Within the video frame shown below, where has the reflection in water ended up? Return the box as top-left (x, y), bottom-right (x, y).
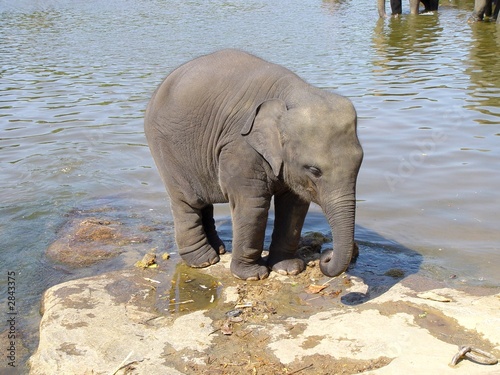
top-left (467, 24), bottom-right (500, 121)
top-left (372, 15), bottom-right (443, 73)
top-left (364, 8), bottom-right (500, 285)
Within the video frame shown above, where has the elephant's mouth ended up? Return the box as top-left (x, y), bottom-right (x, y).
top-left (283, 169), bottom-right (318, 204)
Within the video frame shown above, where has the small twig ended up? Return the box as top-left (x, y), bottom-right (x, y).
top-left (110, 351), bottom-right (133, 375)
top-left (168, 299), bottom-right (194, 306)
top-left (235, 302), bottom-right (253, 308)
top-left (144, 315), bottom-right (162, 323)
top-left (321, 277), bottom-right (336, 286)
top-left (113, 360), bottom-right (143, 374)
top-left (305, 295), bottom-right (323, 302)
top-left (222, 361), bottom-right (247, 367)
top-left (289, 363), bottom-right (314, 374)
top-left (258, 335), bottom-right (270, 344)
top-left (239, 329), bottom-right (253, 338)
top-left (111, 350), bottom-right (140, 375)
top-left (209, 328), bottom-right (221, 336)
top-left (143, 277), bottom-right (161, 284)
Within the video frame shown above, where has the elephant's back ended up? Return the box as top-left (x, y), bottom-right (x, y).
top-left (149, 49), bottom-right (296, 119)
top-left (145, 50), bottom-right (277, 198)
top-left (146, 50), bottom-right (290, 146)
top-left (143, 49), bottom-right (306, 169)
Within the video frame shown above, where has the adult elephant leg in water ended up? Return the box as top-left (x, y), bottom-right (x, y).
top-left (469, 0), bottom-right (500, 23)
top-left (378, 0), bottom-right (438, 17)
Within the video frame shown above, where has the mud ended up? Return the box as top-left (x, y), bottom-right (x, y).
top-left (178, 265), bottom-right (394, 375)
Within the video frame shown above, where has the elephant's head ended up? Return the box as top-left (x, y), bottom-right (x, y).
top-left (241, 94), bottom-right (363, 277)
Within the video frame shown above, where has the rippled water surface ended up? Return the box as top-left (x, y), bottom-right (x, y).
top-left (1, 0), bottom-right (499, 366)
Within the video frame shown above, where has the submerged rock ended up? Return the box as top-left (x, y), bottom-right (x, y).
top-left (46, 217), bottom-right (149, 267)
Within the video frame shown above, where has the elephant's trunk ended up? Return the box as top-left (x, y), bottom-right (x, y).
top-left (319, 196), bottom-right (356, 277)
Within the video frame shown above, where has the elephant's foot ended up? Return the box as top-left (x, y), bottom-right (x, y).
top-left (230, 259), bottom-right (269, 281)
top-left (180, 245), bottom-right (220, 268)
top-left (207, 235), bottom-right (226, 255)
top-left (268, 255), bottom-right (305, 276)
top-left (468, 12), bottom-right (483, 23)
top-left (217, 244), bottom-right (226, 254)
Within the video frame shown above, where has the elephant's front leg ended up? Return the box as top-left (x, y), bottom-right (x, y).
top-left (229, 192), bottom-right (271, 281)
top-left (267, 191), bottom-right (309, 276)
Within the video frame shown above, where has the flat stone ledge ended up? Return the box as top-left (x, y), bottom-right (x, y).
top-left (29, 263), bottom-right (500, 374)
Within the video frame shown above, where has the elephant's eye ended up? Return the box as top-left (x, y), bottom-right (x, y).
top-left (305, 165), bottom-right (322, 178)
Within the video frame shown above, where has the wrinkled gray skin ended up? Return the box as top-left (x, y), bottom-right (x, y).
top-left (145, 49), bottom-right (363, 281)
top-left (469, 0), bottom-right (499, 23)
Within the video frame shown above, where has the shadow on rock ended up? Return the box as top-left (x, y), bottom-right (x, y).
top-left (342, 225), bottom-right (423, 306)
top-left (214, 210), bottom-right (424, 307)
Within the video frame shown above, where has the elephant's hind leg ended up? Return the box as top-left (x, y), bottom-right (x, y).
top-left (201, 205), bottom-right (226, 255)
top-left (171, 200), bottom-right (220, 268)
top-left (267, 191), bottom-right (309, 276)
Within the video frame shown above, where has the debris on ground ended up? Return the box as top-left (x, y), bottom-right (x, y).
top-left (417, 291), bottom-right (452, 302)
top-left (135, 252), bottom-right (157, 269)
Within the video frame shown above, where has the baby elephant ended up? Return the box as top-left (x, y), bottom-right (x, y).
top-left (145, 49), bottom-right (363, 281)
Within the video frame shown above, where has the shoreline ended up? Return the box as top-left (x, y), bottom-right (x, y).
top-left (25, 251), bottom-right (500, 374)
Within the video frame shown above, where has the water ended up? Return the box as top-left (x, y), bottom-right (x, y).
top-left (1, 0), bottom-right (499, 368)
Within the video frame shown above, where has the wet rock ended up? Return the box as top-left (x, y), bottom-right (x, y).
top-left (297, 233), bottom-right (360, 266)
top-left (384, 268), bottom-right (405, 278)
top-left (297, 232), bottom-right (330, 261)
top-left (29, 270), bottom-right (211, 375)
top-left (299, 231), bottom-right (331, 249)
top-left (29, 254), bottom-right (500, 374)
top-left (46, 217), bottom-right (149, 267)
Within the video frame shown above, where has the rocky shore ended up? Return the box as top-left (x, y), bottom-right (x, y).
top-left (28, 247), bottom-right (500, 374)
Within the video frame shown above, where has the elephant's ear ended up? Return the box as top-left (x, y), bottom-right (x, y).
top-left (241, 99), bottom-right (286, 176)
